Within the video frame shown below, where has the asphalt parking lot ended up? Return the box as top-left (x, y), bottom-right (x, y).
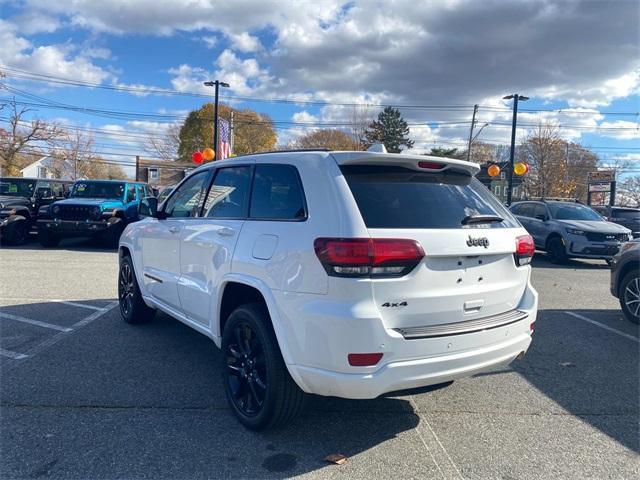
top-left (1, 239), bottom-right (638, 479)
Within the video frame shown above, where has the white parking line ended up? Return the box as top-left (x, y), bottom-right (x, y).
top-left (0, 348), bottom-right (28, 360)
top-left (0, 312), bottom-right (73, 332)
top-left (51, 300), bottom-right (108, 312)
top-left (22, 301), bottom-right (118, 358)
top-left (564, 311), bottom-right (639, 343)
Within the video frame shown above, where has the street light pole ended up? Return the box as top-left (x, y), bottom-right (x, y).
top-left (503, 93), bottom-right (528, 205)
top-left (466, 104), bottom-right (479, 162)
top-left (203, 80), bottom-right (230, 160)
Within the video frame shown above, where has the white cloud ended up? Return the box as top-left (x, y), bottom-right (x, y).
top-left (11, 12), bottom-right (61, 35)
top-left (202, 36), bottom-right (218, 49)
top-left (0, 19), bottom-right (109, 84)
top-left (228, 32), bottom-right (262, 53)
top-left (596, 121), bottom-right (640, 141)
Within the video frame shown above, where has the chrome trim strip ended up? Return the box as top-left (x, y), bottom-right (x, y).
top-left (143, 273), bottom-right (163, 283)
top-left (393, 309), bottom-right (528, 339)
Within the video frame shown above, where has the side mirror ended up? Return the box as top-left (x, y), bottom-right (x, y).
top-left (139, 197), bottom-right (160, 218)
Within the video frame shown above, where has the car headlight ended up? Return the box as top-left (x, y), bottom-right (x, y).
top-left (52, 205), bottom-right (60, 215)
top-left (566, 228), bottom-right (585, 235)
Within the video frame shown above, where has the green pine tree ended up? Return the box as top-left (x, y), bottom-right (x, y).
top-left (364, 106), bottom-right (414, 153)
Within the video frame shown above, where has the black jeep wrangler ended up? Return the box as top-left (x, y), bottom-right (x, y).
top-left (0, 177), bottom-right (72, 245)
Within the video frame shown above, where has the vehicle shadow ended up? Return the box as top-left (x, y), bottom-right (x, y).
top-left (0, 236), bottom-right (116, 252)
top-left (531, 253), bottom-right (610, 270)
top-left (510, 308), bottom-right (639, 453)
top-left (0, 301), bottom-right (423, 479)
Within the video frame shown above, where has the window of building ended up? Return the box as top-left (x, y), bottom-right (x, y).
top-left (249, 165), bottom-right (306, 220)
top-left (494, 185), bottom-right (501, 196)
top-left (500, 172), bottom-right (506, 180)
top-left (148, 168), bottom-right (159, 181)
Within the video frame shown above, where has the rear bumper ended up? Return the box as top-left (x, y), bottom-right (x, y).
top-left (38, 218), bottom-right (121, 236)
top-left (279, 282), bottom-right (538, 399)
top-left (289, 331), bottom-right (531, 399)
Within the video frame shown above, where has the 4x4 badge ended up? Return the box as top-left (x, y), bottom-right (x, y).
top-left (467, 235), bottom-right (490, 248)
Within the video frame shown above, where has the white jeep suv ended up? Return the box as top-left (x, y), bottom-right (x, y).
top-left (118, 149), bottom-right (538, 430)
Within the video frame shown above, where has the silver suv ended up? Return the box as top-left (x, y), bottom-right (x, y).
top-left (510, 200), bottom-right (632, 264)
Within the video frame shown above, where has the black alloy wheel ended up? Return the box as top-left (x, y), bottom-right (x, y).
top-left (225, 321), bottom-right (268, 417)
top-left (620, 272), bottom-right (640, 324)
top-left (118, 255), bottom-right (155, 324)
top-left (119, 260), bottom-right (135, 318)
top-left (221, 303), bottom-right (305, 430)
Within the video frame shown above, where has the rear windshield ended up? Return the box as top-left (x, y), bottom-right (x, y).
top-left (340, 165), bottom-right (519, 229)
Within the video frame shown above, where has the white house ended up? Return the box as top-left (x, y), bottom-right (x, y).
top-left (20, 156), bottom-right (75, 180)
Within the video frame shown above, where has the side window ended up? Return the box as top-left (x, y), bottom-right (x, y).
top-left (135, 185), bottom-right (145, 201)
top-left (125, 186), bottom-right (136, 203)
top-left (50, 182), bottom-right (63, 197)
top-left (204, 167), bottom-right (252, 218)
top-left (532, 204), bottom-right (547, 219)
top-left (518, 203), bottom-right (534, 218)
top-left (164, 172), bottom-right (209, 218)
top-left (249, 164), bottom-right (306, 220)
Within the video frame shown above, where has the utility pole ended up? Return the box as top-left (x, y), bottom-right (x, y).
top-left (203, 80), bottom-right (230, 159)
top-left (503, 94), bottom-right (529, 205)
top-left (135, 155), bottom-right (140, 181)
top-left (230, 110), bottom-right (235, 154)
top-left (466, 104), bottom-right (478, 162)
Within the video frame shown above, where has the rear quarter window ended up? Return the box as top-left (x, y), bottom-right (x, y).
top-left (340, 165), bottom-right (519, 229)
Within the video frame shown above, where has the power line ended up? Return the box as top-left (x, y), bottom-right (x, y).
top-left (3, 66), bottom-right (638, 116)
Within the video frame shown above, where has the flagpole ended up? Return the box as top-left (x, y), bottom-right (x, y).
top-left (202, 80), bottom-right (230, 160)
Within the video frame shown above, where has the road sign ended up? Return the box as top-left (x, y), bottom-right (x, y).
top-left (588, 182), bottom-right (611, 193)
top-left (587, 170), bottom-right (615, 183)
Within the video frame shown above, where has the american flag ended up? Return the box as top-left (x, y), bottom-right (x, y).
top-left (217, 118), bottom-right (232, 160)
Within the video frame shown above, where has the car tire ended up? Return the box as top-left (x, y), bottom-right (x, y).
top-left (102, 220), bottom-right (124, 249)
top-left (38, 229), bottom-right (60, 247)
top-left (547, 237), bottom-right (568, 264)
top-left (118, 254), bottom-right (156, 324)
top-left (2, 219), bottom-right (29, 245)
top-left (221, 303), bottom-right (305, 430)
top-left (619, 271), bottom-right (640, 324)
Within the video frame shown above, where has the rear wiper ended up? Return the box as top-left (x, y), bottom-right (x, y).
top-left (461, 214), bottom-right (504, 225)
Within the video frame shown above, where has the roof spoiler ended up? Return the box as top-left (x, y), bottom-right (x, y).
top-left (330, 151), bottom-right (480, 176)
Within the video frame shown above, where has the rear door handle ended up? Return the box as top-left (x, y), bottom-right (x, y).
top-left (169, 226), bottom-right (180, 234)
top-left (217, 227), bottom-right (236, 237)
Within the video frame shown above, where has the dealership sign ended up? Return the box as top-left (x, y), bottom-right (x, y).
top-left (588, 181), bottom-right (611, 193)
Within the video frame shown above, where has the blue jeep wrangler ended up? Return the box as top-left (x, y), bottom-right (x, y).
top-left (37, 180), bottom-right (153, 248)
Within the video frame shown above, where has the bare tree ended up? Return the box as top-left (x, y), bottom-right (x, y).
top-left (617, 176), bottom-right (640, 206)
top-left (349, 104), bottom-right (373, 151)
top-left (0, 99), bottom-right (62, 176)
top-left (144, 124), bottom-right (181, 161)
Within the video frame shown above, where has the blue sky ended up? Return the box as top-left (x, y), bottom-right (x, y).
top-left (0, 0), bottom-right (638, 178)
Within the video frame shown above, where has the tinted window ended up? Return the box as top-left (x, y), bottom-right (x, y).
top-left (204, 167), bottom-right (251, 218)
top-left (250, 165), bottom-right (306, 220)
top-left (612, 209), bottom-right (640, 220)
top-left (515, 203), bottom-right (534, 217)
top-left (164, 171), bottom-right (209, 218)
top-left (548, 203), bottom-right (602, 221)
top-left (340, 165), bottom-right (519, 229)
top-left (0, 178), bottom-right (36, 197)
top-left (531, 204), bottom-right (548, 219)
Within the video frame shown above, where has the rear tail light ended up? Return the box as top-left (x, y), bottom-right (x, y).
top-left (418, 161), bottom-right (445, 170)
top-left (348, 353), bottom-right (383, 366)
top-left (314, 238), bottom-right (424, 278)
top-left (515, 234), bottom-right (535, 266)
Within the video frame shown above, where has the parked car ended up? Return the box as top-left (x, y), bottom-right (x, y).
top-left (510, 200), bottom-right (632, 264)
top-left (38, 180), bottom-right (153, 248)
top-left (118, 148), bottom-right (538, 430)
top-left (0, 177), bottom-right (72, 245)
top-left (610, 239), bottom-right (640, 324)
top-left (591, 205), bottom-right (640, 238)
